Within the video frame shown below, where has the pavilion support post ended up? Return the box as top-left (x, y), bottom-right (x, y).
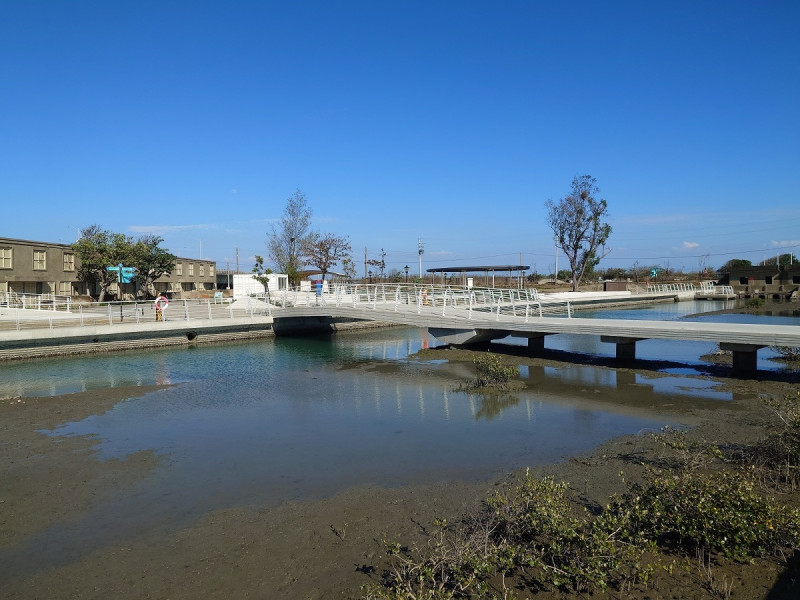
top-left (719, 343), bottom-right (764, 374)
top-left (601, 336), bottom-right (646, 361)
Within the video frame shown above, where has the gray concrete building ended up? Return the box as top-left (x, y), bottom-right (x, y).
top-left (0, 236), bottom-right (216, 299)
top-left (718, 264), bottom-right (800, 297)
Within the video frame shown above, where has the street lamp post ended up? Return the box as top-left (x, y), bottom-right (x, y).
top-left (368, 270), bottom-right (373, 284)
top-left (404, 265), bottom-right (409, 283)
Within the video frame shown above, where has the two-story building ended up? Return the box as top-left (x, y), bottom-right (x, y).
top-left (0, 236), bottom-right (216, 299)
top-left (718, 264), bottom-right (800, 297)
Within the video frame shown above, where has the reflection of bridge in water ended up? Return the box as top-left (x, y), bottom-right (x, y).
top-left (273, 284), bottom-right (800, 373)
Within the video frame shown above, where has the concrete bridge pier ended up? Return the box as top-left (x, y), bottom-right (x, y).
top-left (525, 333), bottom-right (551, 353)
top-left (428, 328), bottom-right (501, 346)
top-left (601, 336), bottom-right (647, 360)
top-left (719, 342), bottom-right (765, 373)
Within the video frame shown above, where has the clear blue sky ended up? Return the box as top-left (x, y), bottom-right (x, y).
top-left (2, 0), bottom-right (799, 276)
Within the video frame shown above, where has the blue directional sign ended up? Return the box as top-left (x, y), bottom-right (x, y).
top-left (107, 265), bottom-right (135, 284)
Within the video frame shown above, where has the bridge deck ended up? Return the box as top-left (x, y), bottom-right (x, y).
top-left (277, 305), bottom-right (800, 347)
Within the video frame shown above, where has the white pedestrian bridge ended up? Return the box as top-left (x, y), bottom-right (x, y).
top-left (272, 283), bottom-right (800, 373)
top-left (2, 285), bottom-right (798, 372)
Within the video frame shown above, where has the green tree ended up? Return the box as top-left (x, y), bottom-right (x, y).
top-left (72, 225), bottom-right (133, 301)
top-left (128, 235), bottom-right (176, 299)
top-left (252, 255), bottom-right (273, 293)
top-left (760, 254), bottom-right (798, 267)
top-left (718, 258), bottom-right (752, 273)
top-left (301, 232), bottom-right (352, 281)
top-left (267, 189), bottom-right (312, 286)
top-left (546, 175), bottom-right (612, 292)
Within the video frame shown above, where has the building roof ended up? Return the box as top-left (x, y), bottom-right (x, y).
top-left (426, 264), bottom-right (530, 273)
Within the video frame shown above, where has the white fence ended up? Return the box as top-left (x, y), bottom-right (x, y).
top-left (644, 282), bottom-right (696, 293)
top-left (1, 285), bottom-right (577, 332)
top-left (0, 295), bottom-right (272, 332)
top-left (272, 283), bottom-right (575, 321)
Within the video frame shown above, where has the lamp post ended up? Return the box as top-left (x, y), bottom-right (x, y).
top-left (404, 265), bottom-right (409, 283)
top-left (368, 270), bottom-right (373, 284)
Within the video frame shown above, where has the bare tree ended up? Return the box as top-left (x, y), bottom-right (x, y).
top-left (546, 175), bottom-right (611, 292)
top-left (301, 232), bottom-right (352, 281)
top-left (267, 189), bottom-right (312, 285)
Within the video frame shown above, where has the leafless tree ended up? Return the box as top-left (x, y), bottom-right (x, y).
top-left (546, 175), bottom-right (611, 291)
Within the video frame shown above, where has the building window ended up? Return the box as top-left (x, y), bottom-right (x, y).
top-left (63, 253), bottom-right (75, 272)
top-left (33, 250), bottom-right (46, 270)
top-left (176, 262), bottom-right (183, 276)
top-left (765, 276), bottom-right (773, 285)
top-left (0, 247), bottom-right (11, 269)
top-left (200, 264), bottom-right (205, 277)
top-left (189, 263), bottom-right (194, 277)
top-left (793, 276), bottom-right (800, 285)
top-left (209, 264), bottom-right (215, 277)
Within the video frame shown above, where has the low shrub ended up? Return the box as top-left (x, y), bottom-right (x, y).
top-left (468, 353), bottom-right (518, 390)
top-left (615, 468), bottom-right (800, 560)
top-left (363, 421), bottom-right (800, 599)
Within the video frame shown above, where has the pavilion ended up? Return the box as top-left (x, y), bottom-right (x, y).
top-left (426, 264), bottom-right (530, 288)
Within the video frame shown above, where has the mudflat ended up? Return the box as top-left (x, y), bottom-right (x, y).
top-left (1, 354), bottom-right (798, 599)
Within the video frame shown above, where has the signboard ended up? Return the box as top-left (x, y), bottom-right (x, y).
top-left (106, 265), bottom-right (135, 284)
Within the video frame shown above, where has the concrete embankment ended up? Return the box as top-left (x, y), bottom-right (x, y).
top-left (0, 315), bottom-right (403, 361)
top-left (0, 317), bottom-right (275, 361)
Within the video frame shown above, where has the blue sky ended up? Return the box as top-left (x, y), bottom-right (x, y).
top-left (2, 1), bottom-right (799, 276)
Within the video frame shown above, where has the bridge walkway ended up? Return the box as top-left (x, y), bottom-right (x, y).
top-left (273, 284), bottom-right (800, 373)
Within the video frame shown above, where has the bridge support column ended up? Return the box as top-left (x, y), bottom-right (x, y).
top-left (525, 333), bottom-right (550, 354)
top-left (719, 343), bottom-right (764, 373)
top-left (601, 336), bottom-right (647, 360)
top-left (428, 328), bottom-right (503, 346)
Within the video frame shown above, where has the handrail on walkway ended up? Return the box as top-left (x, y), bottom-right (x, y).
top-left (271, 283), bottom-right (574, 322)
top-left (0, 295), bottom-right (272, 332)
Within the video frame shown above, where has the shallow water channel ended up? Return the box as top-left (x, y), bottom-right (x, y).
top-left (2, 299), bottom-right (796, 560)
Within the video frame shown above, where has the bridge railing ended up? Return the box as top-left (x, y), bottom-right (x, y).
top-left (0, 291), bottom-right (74, 310)
top-left (644, 283), bottom-right (696, 293)
top-left (0, 296), bottom-right (272, 332)
top-left (271, 284), bottom-right (575, 321)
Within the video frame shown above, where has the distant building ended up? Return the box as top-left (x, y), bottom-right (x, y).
top-left (0, 236), bottom-right (216, 299)
top-left (231, 273), bottom-right (288, 298)
top-left (718, 264), bottom-right (800, 296)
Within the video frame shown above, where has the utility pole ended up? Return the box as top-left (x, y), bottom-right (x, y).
top-left (235, 247), bottom-right (239, 273)
top-left (418, 237), bottom-right (424, 280)
top-left (553, 238), bottom-right (558, 284)
top-left (364, 246), bottom-right (368, 280)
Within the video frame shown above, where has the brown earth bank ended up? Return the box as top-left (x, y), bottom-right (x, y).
top-left (1, 351), bottom-right (799, 599)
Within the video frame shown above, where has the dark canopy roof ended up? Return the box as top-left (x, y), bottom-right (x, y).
top-left (426, 265), bottom-right (529, 273)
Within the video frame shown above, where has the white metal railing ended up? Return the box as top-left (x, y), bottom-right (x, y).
top-left (644, 283), bottom-right (696, 293)
top-left (0, 295), bottom-right (271, 332)
top-left (0, 291), bottom-right (73, 311)
top-left (697, 284), bottom-right (735, 297)
top-left (270, 283), bottom-right (575, 322)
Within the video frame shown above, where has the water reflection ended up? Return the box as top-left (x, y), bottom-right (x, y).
top-left (2, 323), bottom-right (756, 575)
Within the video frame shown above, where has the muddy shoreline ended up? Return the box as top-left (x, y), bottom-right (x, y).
top-left (1, 348), bottom-right (798, 598)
